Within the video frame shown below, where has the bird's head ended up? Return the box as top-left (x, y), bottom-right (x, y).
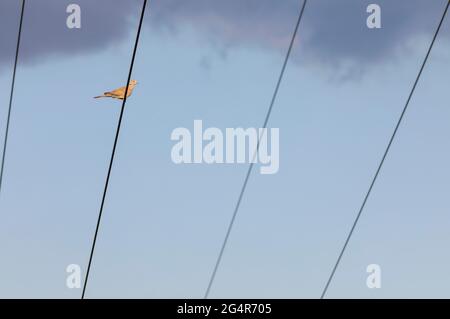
top-left (130, 80), bottom-right (138, 86)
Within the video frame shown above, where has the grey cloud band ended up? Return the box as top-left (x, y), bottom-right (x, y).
top-left (0, 0), bottom-right (447, 73)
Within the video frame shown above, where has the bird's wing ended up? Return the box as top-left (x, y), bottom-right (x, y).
top-left (109, 86), bottom-right (126, 96)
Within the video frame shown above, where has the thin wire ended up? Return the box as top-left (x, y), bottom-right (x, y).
top-left (320, 0), bottom-right (450, 299)
top-left (204, 0), bottom-right (308, 299)
top-left (0, 0), bottom-right (26, 199)
top-left (81, 0), bottom-right (148, 299)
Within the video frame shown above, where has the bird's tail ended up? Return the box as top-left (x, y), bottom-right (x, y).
top-left (94, 95), bottom-right (105, 99)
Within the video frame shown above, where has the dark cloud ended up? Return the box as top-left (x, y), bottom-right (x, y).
top-left (149, 0), bottom-right (448, 74)
top-left (0, 0), bottom-right (139, 72)
top-left (299, 0), bottom-right (446, 71)
top-left (0, 0), bottom-right (448, 74)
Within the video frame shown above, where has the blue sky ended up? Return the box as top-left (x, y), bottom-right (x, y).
top-left (0, 0), bottom-right (450, 298)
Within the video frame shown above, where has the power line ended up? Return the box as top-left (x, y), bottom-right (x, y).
top-left (320, 0), bottom-right (450, 299)
top-left (0, 0), bottom-right (26, 199)
top-left (81, 0), bottom-right (148, 299)
top-left (204, 0), bottom-right (308, 299)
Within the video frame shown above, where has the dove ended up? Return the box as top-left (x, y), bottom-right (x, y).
top-left (94, 80), bottom-right (138, 100)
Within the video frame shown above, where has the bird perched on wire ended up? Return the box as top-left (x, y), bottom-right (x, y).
top-left (94, 80), bottom-right (138, 100)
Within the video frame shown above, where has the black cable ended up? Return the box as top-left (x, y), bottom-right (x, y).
top-left (320, 0), bottom-right (450, 299)
top-left (204, 0), bottom-right (308, 299)
top-left (81, 0), bottom-right (148, 299)
top-left (0, 0), bottom-right (25, 198)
